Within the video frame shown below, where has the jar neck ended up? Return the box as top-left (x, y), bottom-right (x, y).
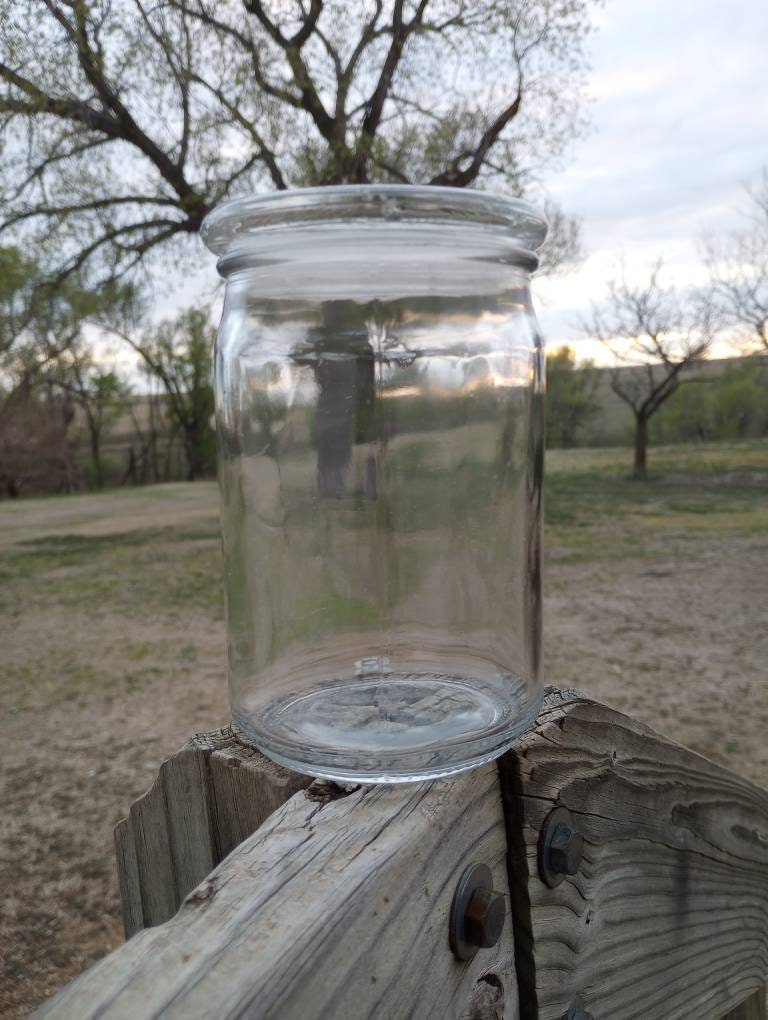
top-left (202, 184), bottom-right (547, 278)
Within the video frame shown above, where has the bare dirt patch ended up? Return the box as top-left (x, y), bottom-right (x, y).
top-left (1, 443), bottom-right (767, 1016)
top-left (544, 532), bottom-right (768, 785)
top-left (0, 485), bottom-right (228, 1017)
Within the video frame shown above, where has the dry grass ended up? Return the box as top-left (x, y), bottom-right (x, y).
top-left (1, 440), bottom-right (767, 1016)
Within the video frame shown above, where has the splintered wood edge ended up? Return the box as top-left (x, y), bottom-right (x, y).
top-left (113, 724), bottom-right (312, 937)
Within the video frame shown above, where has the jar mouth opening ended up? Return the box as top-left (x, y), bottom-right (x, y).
top-left (200, 184), bottom-right (548, 260)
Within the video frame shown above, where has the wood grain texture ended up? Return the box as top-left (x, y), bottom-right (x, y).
top-left (498, 689), bottom-right (768, 1020)
top-left (114, 725), bottom-right (312, 937)
top-left (39, 764), bottom-right (519, 1020)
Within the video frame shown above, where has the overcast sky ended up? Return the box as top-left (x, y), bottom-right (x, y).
top-left (534, 0), bottom-right (768, 361)
top-left (131, 0), bottom-right (768, 374)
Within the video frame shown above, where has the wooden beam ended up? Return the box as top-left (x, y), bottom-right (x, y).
top-left (498, 689), bottom-right (768, 1020)
top-left (114, 726), bottom-right (312, 937)
top-left (35, 691), bottom-right (768, 1018)
top-left (38, 763), bottom-right (519, 1019)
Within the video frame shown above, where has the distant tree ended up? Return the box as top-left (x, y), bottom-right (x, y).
top-left (56, 354), bottom-right (132, 488)
top-left (582, 263), bottom-right (719, 478)
top-left (0, 0), bottom-right (598, 284)
top-left (0, 245), bottom-right (133, 399)
top-left (544, 345), bottom-right (600, 448)
top-left (115, 308), bottom-right (215, 480)
top-left (0, 246), bottom-right (133, 492)
top-left (712, 360), bottom-right (768, 439)
top-left (0, 247), bottom-right (84, 422)
top-left (124, 367), bottom-right (171, 485)
top-left (0, 389), bottom-right (79, 497)
top-left (652, 359), bottom-right (768, 444)
top-left (704, 167), bottom-right (768, 351)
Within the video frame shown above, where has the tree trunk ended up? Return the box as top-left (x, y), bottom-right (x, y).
top-left (123, 446), bottom-right (137, 486)
top-left (3, 476), bottom-right (20, 498)
top-left (633, 414), bottom-right (648, 479)
top-left (89, 424), bottom-right (103, 489)
top-left (147, 393), bottom-right (160, 483)
top-left (184, 429), bottom-right (203, 482)
top-left (163, 426), bottom-right (178, 481)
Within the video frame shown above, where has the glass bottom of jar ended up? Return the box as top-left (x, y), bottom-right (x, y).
top-left (233, 672), bottom-right (542, 783)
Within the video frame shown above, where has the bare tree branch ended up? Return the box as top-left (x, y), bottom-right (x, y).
top-left (0, 195), bottom-right (183, 234)
top-left (351, 0), bottom-right (429, 182)
top-left (0, 0), bottom-right (596, 280)
top-left (704, 167), bottom-right (768, 351)
top-left (242, 0), bottom-right (337, 144)
top-left (429, 84), bottom-right (523, 187)
top-left (0, 60), bottom-right (121, 135)
top-left (189, 73), bottom-right (287, 190)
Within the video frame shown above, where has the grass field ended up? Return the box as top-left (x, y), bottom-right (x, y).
top-left (1, 439), bottom-right (767, 1016)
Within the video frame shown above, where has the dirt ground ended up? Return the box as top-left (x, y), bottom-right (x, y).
top-left (1, 443), bottom-right (767, 1017)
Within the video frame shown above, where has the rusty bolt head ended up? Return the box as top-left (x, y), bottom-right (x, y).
top-left (539, 806), bottom-right (584, 888)
top-left (463, 886), bottom-right (506, 949)
top-left (549, 823), bottom-right (584, 876)
top-left (450, 863), bottom-right (506, 961)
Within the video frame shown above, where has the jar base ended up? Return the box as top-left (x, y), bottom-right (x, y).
top-left (234, 673), bottom-right (541, 784)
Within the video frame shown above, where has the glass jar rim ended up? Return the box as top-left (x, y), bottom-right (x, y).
top-left (200, 184), bottom-right (547, 258)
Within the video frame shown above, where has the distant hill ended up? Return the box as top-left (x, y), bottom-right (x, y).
top-left (73, 354), bottom-right (765, 481)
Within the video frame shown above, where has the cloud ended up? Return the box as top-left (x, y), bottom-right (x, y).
top-left (536, 0), bottom-right (768, 348)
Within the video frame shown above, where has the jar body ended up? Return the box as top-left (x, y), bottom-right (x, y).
top-left (206, 186), bottom-right (546, 782)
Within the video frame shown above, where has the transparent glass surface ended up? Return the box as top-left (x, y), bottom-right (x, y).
top-left (202, 185), bottom-right (547, 783)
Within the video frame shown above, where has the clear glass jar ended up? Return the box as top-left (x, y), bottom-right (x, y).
top-left (202, 185), bottom-right (547, 783)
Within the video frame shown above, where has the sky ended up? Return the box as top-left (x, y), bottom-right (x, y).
top-left (534, 0), bottom-right (768, 362)
top-left (116, 0), bottom-right (768, 375)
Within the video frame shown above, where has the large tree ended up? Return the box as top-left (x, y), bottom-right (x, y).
top-left (0, 0), bottom-right (596, 284)
top-left (583, 263), bottom-right (719, 479)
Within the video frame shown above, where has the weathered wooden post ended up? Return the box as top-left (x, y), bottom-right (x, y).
top-left (35, 689), bottom-right (768, 1019)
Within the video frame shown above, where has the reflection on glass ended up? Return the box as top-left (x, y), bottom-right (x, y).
top-left (206, 185), bottom-right (546, 782)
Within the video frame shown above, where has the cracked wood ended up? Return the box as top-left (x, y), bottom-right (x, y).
top-left (114, 725), bottom-right (312, 937)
